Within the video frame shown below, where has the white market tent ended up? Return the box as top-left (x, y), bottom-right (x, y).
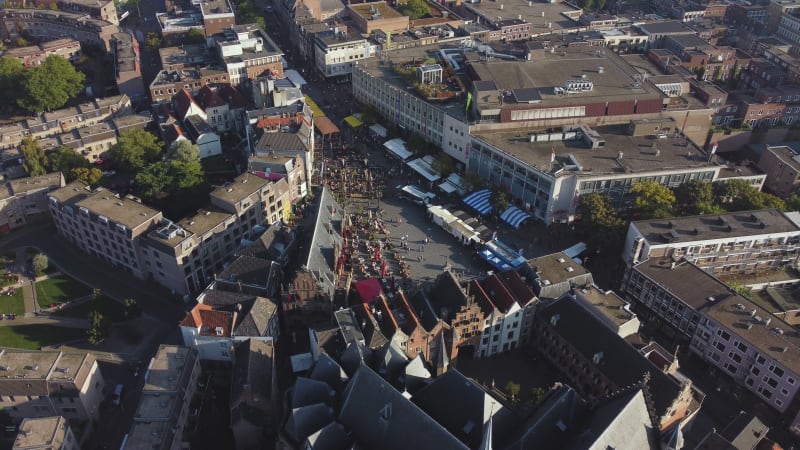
top-left (438, 173), bottom-right (467, 196)
top-left (383, 138), bottom-right (413, 161)
top-left (370, 123), bottom-right (388, 138)
top-left (406, 155), bottom-right (441, 182)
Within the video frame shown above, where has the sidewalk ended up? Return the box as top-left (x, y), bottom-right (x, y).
top-left (0, 315), bottom-right (89, 328)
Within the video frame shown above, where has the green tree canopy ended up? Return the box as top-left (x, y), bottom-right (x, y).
top-left (48, 147), bottom-right (89, 177)
top-left (490, 188), bottom-right (510, 213)
top-left (17, 55), bottom-right (85, 113)
top-left (71, 167), bottom-right (103, 187)
top-left (110, 128), bottom-right (163, 171)
top-left (399, 0), bottom-right (430, 19)
top-left (135, 141), bottom-right (205, 200)
top-left (87, 310), bottom-right (110, 345)
top-left (787, 193), bottom-right (800, 211)
top-left (166, 140), bottom-right (200, 164)
top-left (714, 179), bottom-right (776, 212)
top-left (630, 181), bottom-right (675, 219)
top-left (145, 32), bottom-right (162, 49)
top-left (0, 56), bottom-right (24, 103)
top-left (20, 136), bottom-right (47, 176)
top-left (185, 28), bottom-right (206, 45)
top-left (31, 253), bottom-right (48, 276)
top-left (673, 179), bottom-right (723, 216)
top-left (578, 193), bottom-right (626, 256)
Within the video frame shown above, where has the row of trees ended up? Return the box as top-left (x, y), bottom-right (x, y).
top-left (20, 137), bottom-right (105, 186)
top-left (578, 179), bottom-right (796, 255)
top-left (0, 55), bottom-right (85, 113)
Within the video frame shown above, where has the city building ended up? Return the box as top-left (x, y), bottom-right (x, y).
top-left (346, 2), bottom-right (409, 35)
top-left (0, 94), bottom-right (132, 156)
top-left (48, 182), bottom-right (164, 279)
top-left (26, 0), bottom-right (119, 25)
top-left (198, 0), bottom-right (235, 37)
top-left (112, 33), bottom-right (145, 102)
top-left (572, 284), bottom-right (641, 338)
top-left (0, 9), bottom-right (118, 51)
top-left (625, 257), bottom-right (800, 413)
top-left (621, 209), bottom-right (800, 275)
top-left (142, 173), bottom-right (289, 295)
top-left (0, 172), bottom-right (65, 232)
top-left (0, 351), bottom-right (105, 426)
top-left (532, 297), bottom-right (697, 432)
top-left (758, 145), bottom-right (800, 198)
top-left (123, 346), bottom-right (200, 450)
top-left (230, 339), bottom-right (277, 450)
top-left (36, 113), bottom-right (151, 163)
top-left (0, 38), bottom-right (81, 67)
top-left (249, 153), bottom-right (308, 205)
top-left (158, 44), bottom-right (215, 71)
top-left (149, 69), bottom-right (230, 104)
top-left (214, 25), bottom-right (284, 85)
top-left (313, 28), bottom-right (372, 79)
top-left (12, 416), bottom-right (79, 450)
top-left (520, 251), bottom-right (594, 300)
top-left (695, 412), bottom-right (770, 449)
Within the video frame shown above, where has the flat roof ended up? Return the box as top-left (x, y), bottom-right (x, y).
top-left (48, 181), bottom-right (92, 204)
top-left (468, 46), bottom-right (664, 109)
top-left (48, 353), bottom-right (90, 383)
top-left (463, 1), bottom-right (580, 34)
top-left (751, 286), bottom-right (800, 315)
top-left (704, 292), bottom-right (800, 374)
top-left (632, 209), bottom-right (800, 245)
top-left (526, 251), bottom-right (590, 286)
top-left (348, 2), bottom-right (404, 20)
top-left (474, 125), bottom-right (713, 178)
top-left (143, 345), bottom-right (193, 393)
top-left (159, 44), bottom-right (214, 68)
top-left (123, 421), bottom-right (173, 450)
top-left (635, 20), bottom-right (697, 35)
top-left (765, 145), bottom-right (800, 172)
top-left (210, 172), bottom-right (270, 205)
top-left (0, 351), bottom-right (59, 380)
top-left (9, 172), bottom-right (62, 195)
top-left (14, 416), bottom-right (67, 449)
top-left (76, 189), bottom-right (161, 230)
top-left (149, 207), bottom-right (230, 248)
top-left (576, 285), bottom-right (635, 327)
top-left (634, 257), bottom-right (747, 308)
top-left (199, 0), bottom-right (233, 16)
top-left (136, 391), bottom-right (179, 419)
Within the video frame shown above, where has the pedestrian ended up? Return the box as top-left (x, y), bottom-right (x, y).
top-left (419, 244), bottom-right (423, 252)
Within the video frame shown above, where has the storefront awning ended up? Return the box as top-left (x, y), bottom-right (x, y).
top-left (383, 138), bottom-right (413, 161)
top-left (369, 123), bottom-right (388, 138)
top-left (344, 115), bottom-right (363, 128)
top-left (314, 116), bottom-right (339, 135)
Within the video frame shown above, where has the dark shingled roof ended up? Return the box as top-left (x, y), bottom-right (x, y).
top-left (538, 298), bottom-right (685, 420)
top-left (338, 365), bottom-right (469, 450)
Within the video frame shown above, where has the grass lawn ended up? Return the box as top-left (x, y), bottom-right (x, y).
top-left (0, 325), bottom-right (86, 350)
top-left (56, 295), bottom-right (126, 322)
top-left (0, 289), bottom-right (24, 315)
top-left (35, 276), bottom-right (92, 308)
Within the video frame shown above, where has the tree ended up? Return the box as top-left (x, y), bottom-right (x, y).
top-left (17, 55), bottom-right (85, 113)
top-left (630, 181), bottom-right (675, 219)
top-left (123, 298), bottom-right (141, 319)
top-left (490, 188), bottom-right (510, 213)
top-left (87, 310), bottom-right (110, 345)
top-left (20, 137), bottom-right (47, 176)
top-left (787, 193), bottom-right (800, 211)
top-left (431, 153), bottom-right (455, 177)
top-left (399, 0), bottom-right (430, 19)
top-left (578, 193), bottom-right (627, 256)
top-left (166, 140), bottom-right (200, 164)
top-left (674, 180), bottom-right (722, 216)
top-left (463, 172), bottom-right (483, 191)
top-left (31, 253), bottom-right (48, 276)
top-left (504, 381), bottom-right (521, 401)
top-left (406, 133), bottom-right (427, 155)
top-left (713, 179), bottom-right (781, 212)
top-left (110, 128), bottom-right (163, 171)
top-left (70, 167), bottom-right (103, 187)
top-left (48, 147), bottom-right (88, 177)
top-left (0, 56), bottom-right (24, 104)
top-left (185, 28), bottom-right (205, 45)
top-left (145, 32), bottom-right (162, 49)
top-left (530, 387), bottom-right (547, 404)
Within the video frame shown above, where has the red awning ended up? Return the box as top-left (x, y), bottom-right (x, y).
top-left (354, 279), bottom-right (383, 304)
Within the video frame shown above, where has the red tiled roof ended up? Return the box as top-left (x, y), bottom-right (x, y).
top-left (468, 280), bottom-right (497, 315)
top-left (173, 88), bottom-right (201, 120)
top-left (255, 116), bottom-right (297, 129)
top-left (197, 85), bottom-right (226, 109)
top-left (198, 309), bottom-right (234, 337)
top-left (179, 303), bottom-right (212, 328)
top-left (375, 296), bottom-right (399, 333)
top-left (397, 291), bottom-right (421, 335)
top-left (479, 274), bottom-right (516, 313)
top-left (499, 270), bottom-right (536, 307)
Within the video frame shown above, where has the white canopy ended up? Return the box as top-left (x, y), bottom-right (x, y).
top-left (406, 157), bottom-right (441, 182)
top-left (370, 123), bottom-right (388, 138)
top-left (383, 138), bottom-right (413, 161)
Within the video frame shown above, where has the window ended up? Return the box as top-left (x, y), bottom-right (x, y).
top-left (757, 355), bottom-right (766, 365)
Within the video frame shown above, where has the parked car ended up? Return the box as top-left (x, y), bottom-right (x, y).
top-left (111, 384), bottom-right (124, 406)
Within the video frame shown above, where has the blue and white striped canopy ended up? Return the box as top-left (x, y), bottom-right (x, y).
top-left (500, 206), bottom-right (532, 229)
top-left (462, 190), bottom-right (493, 215)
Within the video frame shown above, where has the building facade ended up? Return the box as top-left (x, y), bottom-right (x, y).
top-left (0, 172), bottom-right (65, 232)
top-left (0, 9), bottom-right (118, 51)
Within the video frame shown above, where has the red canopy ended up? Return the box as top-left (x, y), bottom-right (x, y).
top-left (354, 279), bottom-right (383, 304)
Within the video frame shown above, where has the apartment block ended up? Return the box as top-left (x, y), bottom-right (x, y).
top-left (1, 38), bottom-right (81, 67)
top-left (0, 95), bottom-right (131, 155)
top-left (346, 2), bottom-right (409, 35)
top-left (123, 346), bottom-right (200, 450)
top-left (622, 209), bottom-right (800, 276)
top-left (141, 174), bottom-right (290, 295)
top-left (0, 351), bottom-right (105, 426)
top-left (0, 9), bottom-right (118, 51)
top-left (313, 29), bottom-right (371, 79)
top-left (48, 182), bottom-right (164, 279)
top-left (758, 145), bottom-right (800, 198)
top-left (0, 172), bottom-right (65, 232)
top-left (26, 0), bottom-right (119, 25)
top-left (13, 416), bottom-right (79, 450)
top-left (198, 0), bottom-right (235, 37)
top-left (36, 114), bottom-right (151, 162)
